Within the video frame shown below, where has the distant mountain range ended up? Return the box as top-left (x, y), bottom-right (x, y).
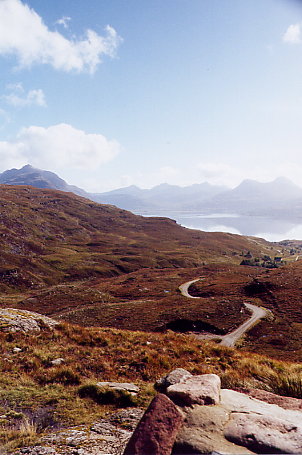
top-left (1, 165), bottom-right (302, 218)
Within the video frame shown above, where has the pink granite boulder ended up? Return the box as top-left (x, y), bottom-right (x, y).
top-left (123, 393), bottom-right (184, 455)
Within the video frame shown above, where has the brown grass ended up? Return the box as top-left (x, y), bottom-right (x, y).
top-left (0, 320), bottom-right (301, 451)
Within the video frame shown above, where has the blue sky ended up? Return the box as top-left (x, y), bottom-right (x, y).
top-left (0, 0), bottom-right (302, 191)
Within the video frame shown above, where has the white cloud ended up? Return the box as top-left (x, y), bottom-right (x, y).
top-left (197, 162), bottom-right (244, 187)
top-left (3, 83), bottom-right (46, 107)
top-left (55, 16), bottom-right (71, 29)
top-left (283, 23), bottom-right (301, 44)
top-left (158, 166), bottom-right (180, 180)
top-left (0, 0), bottom-right (122, 73)
top-left (0, 123), bottom-right (120, 171)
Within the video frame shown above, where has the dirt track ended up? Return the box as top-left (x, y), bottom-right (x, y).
top-left (179, 278), bottom-right (269, 347)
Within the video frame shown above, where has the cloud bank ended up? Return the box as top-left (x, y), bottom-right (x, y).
top-left (0, 123), bottom-right (120, 171)
top-left (0, 0), bottom-right (122, 73)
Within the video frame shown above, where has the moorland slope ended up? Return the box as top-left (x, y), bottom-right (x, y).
top-left (0, 185), bottom-right (300, 361)
top-left (0, 184), bottom-right (276, 292)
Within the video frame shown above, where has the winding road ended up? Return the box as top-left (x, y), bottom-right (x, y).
top-left (179, 278), bottom-right (269, 347)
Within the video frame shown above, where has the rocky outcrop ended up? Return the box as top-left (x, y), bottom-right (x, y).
top-left (174, 405), bottom-right (254, 454)
top-left (123, 369), bottom-right (302, 455)
top-left (0, 308), bottom-right (58, 332)
top-left (123, 394), bottom-right (184, 455)
top-left (14, 370), bottom-right (302, 455)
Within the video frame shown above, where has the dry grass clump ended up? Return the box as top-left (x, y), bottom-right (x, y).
top-left (0, 416), bottom-right (38, 451)
top-left (0, 321), bottom-right (301, 451)
top-left (265, 370), bottom-right (302, 398)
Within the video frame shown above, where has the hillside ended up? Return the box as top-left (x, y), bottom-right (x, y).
top-left (0, 184), bottom-right (277, 293)
top-left (0, 185), bottom-right (300, 362)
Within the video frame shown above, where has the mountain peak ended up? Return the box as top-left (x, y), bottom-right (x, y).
top-left (0, 165), bottom-right (87, 197)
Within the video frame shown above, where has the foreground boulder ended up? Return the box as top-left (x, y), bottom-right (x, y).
top-left (123, 393), bottom-right (184, 455)
top-left (0, 308), bottom-right (58, 332)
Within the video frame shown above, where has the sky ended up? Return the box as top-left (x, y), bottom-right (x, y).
top-left (1, 0), bottom-right (302, 192)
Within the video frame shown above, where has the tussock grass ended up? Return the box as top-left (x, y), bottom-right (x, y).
top-left (0, 417), bottom-right (38, 451)
top-left (266, 370), bottom-right (302, 398)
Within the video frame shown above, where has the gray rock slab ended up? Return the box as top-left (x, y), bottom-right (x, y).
top-left (174, 405), bottom-right (254, 454)
top-left (0, 308), bottom-right (58, 332)
top-left (167, 374), bottom-right (221, 406)
top-left (96, 382), bottom-right (139, 393)
top-left (221, 389), bottom-right (302, 423)
top-left (225, 412), bottom-right (302, 454)
top-left (238, 387), bottom-right (302, 410)
top-left (50, 358), bottom-right (65, 366)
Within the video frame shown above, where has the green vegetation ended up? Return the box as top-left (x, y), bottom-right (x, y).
top-left (78, 383), bottom-right (138, 407)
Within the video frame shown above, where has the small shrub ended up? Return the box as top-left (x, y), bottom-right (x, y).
top-left (78, 384), bottom-right (137, 408)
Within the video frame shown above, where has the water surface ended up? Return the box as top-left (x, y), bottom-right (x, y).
top-left (135, 211), bottom-right (302, 242)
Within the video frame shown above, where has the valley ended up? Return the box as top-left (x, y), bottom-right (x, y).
top-left (0, 184), bottom-right (301, 361)
top-left (0, 184), bottom-right (301, 452)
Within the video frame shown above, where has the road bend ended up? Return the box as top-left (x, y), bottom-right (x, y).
top-left (179, 278), bottom-right (269, 348)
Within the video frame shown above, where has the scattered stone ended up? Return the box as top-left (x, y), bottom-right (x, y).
top-left (16, 448), bottom-right (59, 455)
top-left (96, 382), bottom-right (139, 394)
top-left (13, 347), bottom-right (22, 353)
top-left (50, 358), bottom-right (65, 366)
top-left (123, 393), bottom-right (184, 455)
top-left (155, 368), bottom-right (192, 392)
top-left (11, 372), bottom-right (302, 455)
top-left (41, 419), bottom-right (133, 455)
top-left (0, 309), bottom-right (58, 332)
top-left (166, 373), bottom-right (221, 406)
top-left (108, 408), bottom-right (145, 431)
